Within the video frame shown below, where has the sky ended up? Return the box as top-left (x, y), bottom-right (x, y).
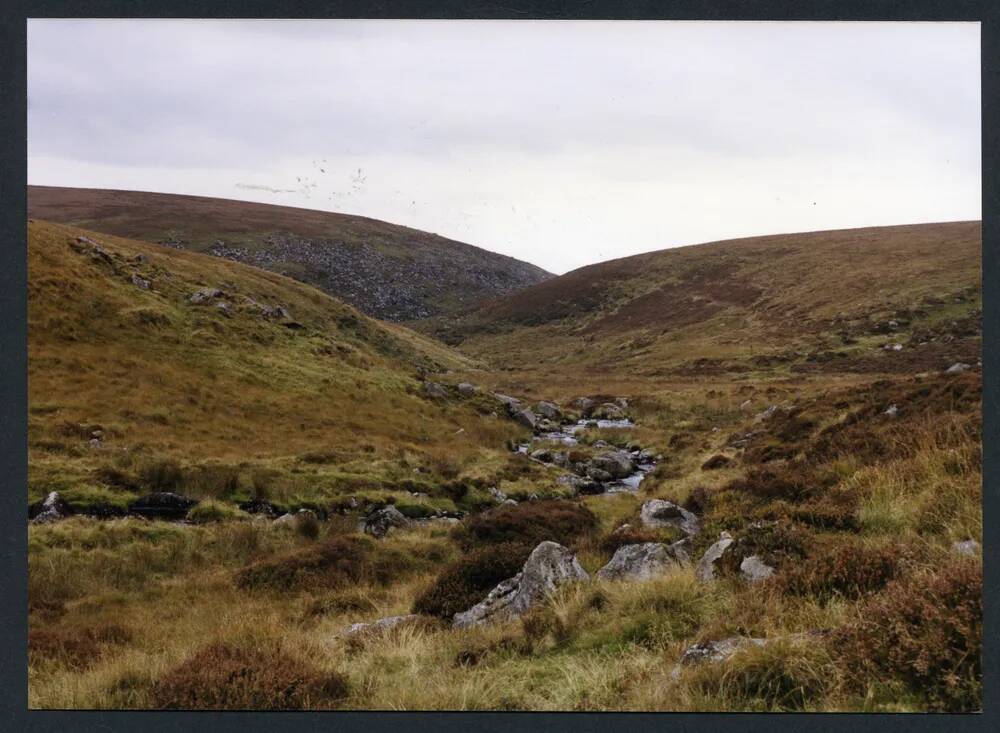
top-left (27, 20), bottom-right (981, 275)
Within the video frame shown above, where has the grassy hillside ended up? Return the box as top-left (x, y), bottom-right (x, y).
top-left (27, 219), bottom-right (547, 515)
top-left (436, 222), bottom-right (981, 393)
top-left (27, 186), bottom-right (552, 322)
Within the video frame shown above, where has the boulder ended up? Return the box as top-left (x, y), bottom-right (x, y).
top-left (453, 541), bottom-right (588, 628)
top-left (457, 382), bottom-right (477, 397)
top-left (753, 405), bottom-right (780, 424)
top-left (530, 448), bottom-right (554, 463)
top-left (273, 509), bottom-right (317, 529)
top-left (952, 539), bottom-right (980, 557)
top-left (695, 532), bottom-right (735, 582)
top-left (488, 486), bottom-right (508, 504)
top-left (535, 401), bottom-right (562, 420)
top-left (679, 636), bottom-right (767, 667)
top-left (189, 287), bottom-right (224, 305)
top-left (513, 408), bottom-right (537, 430)
top-left (128, 492), bottom-right (198, 520)
top-left (494, 393), bottom-right (522, 412)
top-left (586, 467), bottom-right (613, 483)
top-left (945, 362), bottom-right (971, 374)
top-left (29, 491), bottom-right (70, 523)
top-left (363, 506), bottom-right (409, 538)
top-left (739, 554), bottom-right (775, 583)
top-left (571, 397), bottom-right (597, 416)
top-left (342, 614), bottom-right (422, 638)
top-left (596, 541), bottom-right (690, 582)
top-left (238, 498), bottom-right (280, 516)
top-left (131, 274), bottom-right (151, 290)
top-left (590, 450), bottom-right (635, 479)
top-left (422, 381), bottom-right (449, 399)
top-left (640, 499), bottom-right (701, 536)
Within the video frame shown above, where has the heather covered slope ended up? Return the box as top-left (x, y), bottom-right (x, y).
top-left (27, 219), bottom-right (533, 514)
top-left (439, 222), bottom-right (981, 385)
top-left (27, 186), bottom-right (552, 321)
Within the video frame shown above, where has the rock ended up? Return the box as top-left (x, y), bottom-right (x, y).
top-left (273, 509), bottom-right (318, 529)
top-left (189, 287), bottom-right (224, 304)
top-left (216, 301), bottom-right (232, 316)
top-left (695, 532), bottom-right (735, 582)
top-left (586, 468), bottom-right (613, 483)
top-left (513, 408), bottom-right (537, 429)
top-left (494, 393), bottom-right (522, 412)
top-left (590, 450), bottom-right (635, 479)
top-left (238, 498), bottom-right (280, 516)
top-left (342, 614), bottom-right (421, 638)
top-left (572, 397), bottom-right (597, 416)
top-left (739, 555), bottom-right (775, 583)
top-left (535, 401), bottom-right (562, 420)
top-left (457, 382), bottom-right (477, 397)
top-left (884, 404), bottom-right (899, 417)
top-left (131, 274), bottom-right (150, 290)
top-left (596, 542), bottom-right (690, 581)
top-left (679, 636), bottom-right (767, 667)
top-left (530, 448), bottom-right (554, 463)
top-left (753, 405), bottom-right (780, 424)
top-left (502, 498), bottom-right (519, 506)
top-left (89, 438), bottom-right (103, 449)
top-left (29, 491), bottom-right (70, 523)
top-left (128, 492), bottom-right (198, 520)
top-left (422, 381), bottom-right (449, 399)
top-left (591, 402), bottom-right (626, 420)
top-left (640, 499), bottom-right (701, 536)
top-left (363, 506), bottom-right (409, 538)
top-left (453, 541), bottom-right (589, 628)
top-left (946, 362), bottom-right (971, 374)
top-left (952, 539), bottom-right (980, 556)
top-left (488, 486), bottom-right (508, 503)
top-left (739, 399), bottom-right (754, 412)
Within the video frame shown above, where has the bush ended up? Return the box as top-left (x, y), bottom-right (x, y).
top-left (150, 641), bottom-right (349, 710)
top-left (776, 541), bottom-right (902, 601)
top-left (834, 557), bottom-right (982, 711)
top-left (235, 535), bottom-right (430, 593)
top-left (412, 541), bottom-right (532, 619)
top-left (28, 623), bottom-right (132, 669)
top-left (455, 500), bottom-right (598, 551)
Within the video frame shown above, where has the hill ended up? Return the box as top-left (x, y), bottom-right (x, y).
top-left (437, 222), bottom-right (981, 393)
top-left (26, 219), bottom-right (539, 516)
top-left (27, 186), bottom-right (552, 322)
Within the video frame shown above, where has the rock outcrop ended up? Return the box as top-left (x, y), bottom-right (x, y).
top-left (453, 541), bottom-right (588, 628)
top-left (640, 499), bottom-right (701, 536)
top-left (29, 491), bottom-right (70, 524)
top-left (596, 541), bottom-right (690, 581)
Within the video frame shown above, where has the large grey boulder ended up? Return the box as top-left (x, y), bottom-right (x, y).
top-left (494, 393), bottom-right (522, 412)
top-left (513, 408), bottom-right (538, 430)
top-left (571, 397), bottom-right (597, 416)
top-left (591, 403), bottom-right (626, 420)
top-left (535, 401), bottom-right (562, 420)
top-left (596, 542), bottom-right (690, 582)
top-left (739, 554), bottom-right (775, 583)
top-left (457, 382), bottom-right (477, 397)
top-left (363, 506), bottom-right (409, 538)
top-left (453, 541), bottom-right (588, 628)
top-left (640, 499), bottom-right (701, 536)
top-left (695, 532), bottom-right (736, 582)
top-left (590, 451), bottom-right (635, 479)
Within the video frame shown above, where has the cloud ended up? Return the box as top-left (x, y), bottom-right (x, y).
top-left (27, 20), bottom-right (981, 274)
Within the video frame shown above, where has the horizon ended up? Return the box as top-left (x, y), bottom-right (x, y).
top-left (27, 19), bottom-right (981, 275)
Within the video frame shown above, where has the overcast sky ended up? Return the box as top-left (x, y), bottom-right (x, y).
top-left (28, 20), bottom-right (980, 274)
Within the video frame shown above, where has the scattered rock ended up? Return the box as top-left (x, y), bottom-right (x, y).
top-left (457, 382), bottom-right (477, 397)
top-left (422, 381), bottom-right (449, 399)
top-left (640, 499), bottom-right (701, 536)
top-left (128, 492), bottom-right (198, 520)
top-left (189, 288), bottom-right (224, 304)
top-left (513, 408), bottom-right (537, 429)
top-left (29, 491), bottom-right (70, 524)
top-left (535, 401), bottom-right (562, 420)
top-left (952, 539), bottom-right (980, 556)
top-left (695, 532), bottom-right (735, 582)
top-left (363, 506), bottom-right (409, 538)
top-left (342, 614), bottom-right (421, 638)
top-left (739, 554), bottom-right (775, 583)
top-left (596, 541), bottom-right (690, 581)
top-left (453, 541), bottom-right (589, 628)
top-left (945, 362), bottom-right (971, 374)
top-left (130, 274), bottom-right (151, 290)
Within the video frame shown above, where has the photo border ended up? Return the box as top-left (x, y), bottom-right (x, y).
top-left (2, 2), bottom-right (996, 731)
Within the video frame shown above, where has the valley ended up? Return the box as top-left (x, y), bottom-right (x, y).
top-left (26, 211), bottom-right (982, 713)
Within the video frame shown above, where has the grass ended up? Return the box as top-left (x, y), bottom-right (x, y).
top-left (26, 218), bottom-right (982, 711)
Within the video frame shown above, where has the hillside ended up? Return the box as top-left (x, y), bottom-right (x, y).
top-left (27, 186), bottom-right (552, 322)
top-left (436, 222), bottom-right (981, 394)
top-left (26, 219), bottom-right (541, 516)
